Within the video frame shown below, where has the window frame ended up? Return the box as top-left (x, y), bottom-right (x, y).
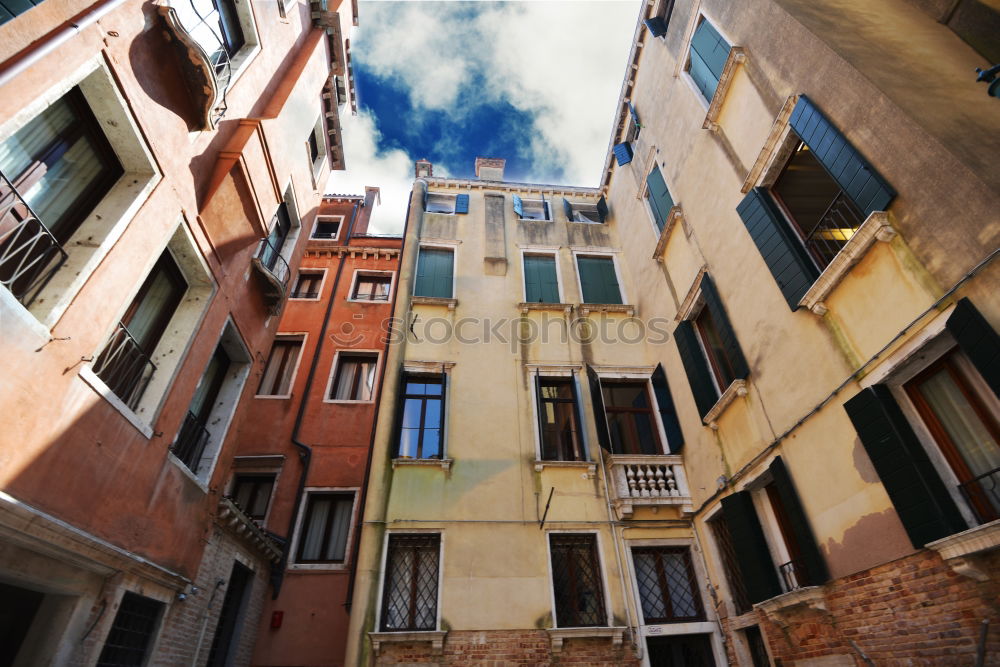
top-left (566, 201), bottom-right (603, 224)
top-left (642, 163), bottom-right (677, 239)
top-left (413, 242), bottom-right (457, 300)
top-left (571, 249), bottom-right (627, 306)
top-left (692, 300), bottom-right (736, 394)
top-left (599, 377), bottom-right (667, 456)
top-left (289, 488), bottom-right (359, 569)
top-left (96, 589), bottom-right (167, 667)
top-left (394, 369), bottom-right (450, 461)
top-left (290, 268), bottom-right (327, 301)
top-left (228, 473), bottom-right (277, 524)
top-left (517, 198), bottom-right (552, 222)
top-left (531, 370), bottom-right (589, 463)
top-left (375, 531), bottom-right (444, 632)
top-left (323, 349), bottom-right (381, 404)
top-left (629, 545), bottom-right (706, 624)
top-left (545, 530), bottom-right (612, 629)
top-left (311, 215), bottom-right (343, 241)
top-left (680, 13), bottom-right (733, 108)
top-left (347, 269), bottom-right (396, 303)
top-left (425, 193), bottom-right (458, 215)
top-left (307, 113), bottom-right (329, 185)
top-left (255, 333), bottom-right (307, 399)
top-left (520, 249), bottom-right (565, 304)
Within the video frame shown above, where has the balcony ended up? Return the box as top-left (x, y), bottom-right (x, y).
top-left (0, 172), bottom-right (67, 308)
top-left (217, 496), bottom-right (282, 564)
top-left (959, 465), bottom-right (1000, 525)
top-left (606, 455), bottom-right (693, 518)
top-left (170, 411), bottom-right (210, 474)
top-left (92, 322), bottom-right (157, 411)
top-left (251, 237), bottom-right (290, 314)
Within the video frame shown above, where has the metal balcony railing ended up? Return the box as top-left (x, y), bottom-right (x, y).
top-left (778, 558), bottom-right (808, 592)
top-left (171, 411), bottom-right (210, 474)
top-left (802, 191), bottom-right (864, 269)
top-left (251, 237), bottom-right (290, 314)
top-left (958, 466), bottom-right (1000, 525)
top-left (0, 172), bottom-right (67, 307)
top-left (93, 322), bottom-right (157, 411)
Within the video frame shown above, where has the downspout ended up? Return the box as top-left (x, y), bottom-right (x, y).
top-left (272, 200), bottom-right (359, 597)
top-left (344, 197), bottom-right (411, 611)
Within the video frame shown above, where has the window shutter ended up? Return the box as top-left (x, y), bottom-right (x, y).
top-left (562, 198), bottom-right (573, 222)
top-left (645, 167), bottom-right (674, 232)
top-left (454, 194), bottom-right (469, 214)
top-left (596, 196), bottom-right (609, 223)
top-left (586, 365), bottom-right (612, 452)
top-left (643, 16), bottom-right (667, 37)
top-left (628, 101), bottom-right (640, 128)
top-left (699, 274), bottom-right (749, 380)
top-left (844, 385), bottom-right (967, 547)
top-left (392, 366), bottom-right (408, 457)
top-left (651, 363), bottom-right (684, 453)
top-left (674, 320), bottom-right (719, 419)
top-left (690, 19), bottom-right (729, 81)
top-left (737, 188), bottom-right (819, 310)
top-left (435, 250), bottom-right (454, 298)
top-left (512, 194), bottom-right (524, 218)
top-left (533, 371), bottom-right (546, 456)
top-left (789, 95), bottom-right (895, 218)
top-left (416, 249), bottom-right (453, 298)
top-left (578, 257), bottom-right (621, 305)
top-left (720, 491), bottom-right (782, 604)
top-left (613, 142), bottom-right (634, 166)
top-left (524, 255), bottom-right (558, 303)
top-left (414, 248), bottom-right (431, 296)
top-left (767, 457), bottom-right (829, 586)
top-left (946, 298), bottom-right (1000, 397)
top-left (440, 366), bottom-right (448, 453)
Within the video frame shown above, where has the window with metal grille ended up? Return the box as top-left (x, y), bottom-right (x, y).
top-left (291, 271), bottom-right (322, 299)
top-left (549, 534), bottom-right (607, 628)
top-left (631, 547), bottom-right (704, 623)
top-left (296, 492), bottom-right (354, 563)
top-left (257, 335), bottom-right (303, 397)
top-left (328, 353), bottom-right (377, 401)
top-left (537, 378), bottom-right (585, 461)
top-left (230, 474), bottom-right (275, 522)
top-left (96, 592), bottom-right (163, 667)
top-left (707, 513), bottom-right (751, 614)
top-left (380, 534), bottom-right (440, 631)
top-left (352, 274), bottom-right (391, 301)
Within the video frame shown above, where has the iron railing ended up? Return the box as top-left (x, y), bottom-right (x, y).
top-left (168, 0), bottom-right (236, 123)
top-left (170, 411), bottom-right (210, 474)
top-left (253, 236), bottom-right (290, 292)
top-left (0, 172), bottom-right (67, 307)
top-left (802, 191), bottom-right (864, 269)
top-left (778, 558), bottom-right (808, 592)
top-left (93, 322), bottom-right (157, 411)
top-left (959, 466), bottom-right (1000, 525)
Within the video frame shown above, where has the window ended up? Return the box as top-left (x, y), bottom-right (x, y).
top-left (352, 273), bottom-right (391, 301)
top-left (743, 626), bottom-right (772, 667)
top-left (602, 381), bottom-right (663, 455)
top-left (257, 335), bottom-right (303, 397)
top-left (311, 215), bottom-right (341, 240)
top-left (414, 247), bottom-right (454, 299)
top-left (0, 0), bottom-right (43, 25)
top-left (632, 547), bottom-right (704, 623)
top-left (645, 166), bottom-right (675, 235)
top-left (396, 374), bottom-right (445, 459)
top-left (686, 18), bottom-right (730, 102)
top-left (535, 377), bottom-right (585, 461)
top-left (643, 0), bottom-right (675, 38)
top-left (172, 344), bottom-right (231, 474)
top-left (513, 196), bottom-right (550, 221)
top-left (694, 304), bottom-right (737, 392)
top-left (328, 352), bottom-right (377, 401)
top-left (230, 474), bottom-right (275, 522)
top-left (296, 492), bottom-right (354, 563)
top-left (379, 534), bottom-right (441, 631)
top-left (206, 561), bottom-right (253, 667)
top-left (576, 255), bottom-right (622, 305)
top-left (96, 592), bottom-right (164, 667)
top-left (92, 252), bottom-right (188, 410)
top-left (563, 197), bottom-right (608, 224)
top-left (549, 534), bottom-right (607, 628)
top-left (259, 202), bottom-right (291, 272)
top-left (425, 193), bottom-right (456, 214)
top-left (523, 254), bottom-right (560, 303)
top-left (0, 87), bottom-right (123, 306)
top-left (291, 270), bottom-right (323, 299)
top-left (706, 512), bottom-right (752, 615)
top-left (214, 0), bottom-right (245, 59)
top-left (646, 635), bottom-right (717, 666)
top-left (307, 116), bottom-right (328, 176)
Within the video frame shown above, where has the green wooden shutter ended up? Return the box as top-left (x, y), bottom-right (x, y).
top-left (674, 320), bottom-right (719, 419)
top-left (688, 19), bottom-right (729, 99)
top-left (767, 457), bottom-right (829, 586)
top-left (789, 95), bottom-right (895, 218)
top-left (645, 166), bottom-right (674, 233)
top-left (651, 363), bottom-right (684, 453)
top-left (513, 194), bottom-right (524, 218)
top-left (524, 255), bottom-right (559, 303)
top-left (415, 248), bottom-right (453, 298)
top-left (613, 142), bottom-right (634, 166)
top-left (586, 365), bottom-right (612, 452)
top-left (578, 257), bottom-right (622, 305)
top-left (737, 188), bottom-right (819, 310)
top-left (844, 385), bottom-right (967, 548)
top-left (720, 491), bottom-right (782, 604)
top-left (946, 298), bottom-right (1000, 397)
top-left (534, 371), bottom-right (547, 457)
top-left (392, 367), bottom-right (408, 457)
top-left (454, 194), bottom-right (469, 214)
top-left (699, 274), bottom-right (749, 380)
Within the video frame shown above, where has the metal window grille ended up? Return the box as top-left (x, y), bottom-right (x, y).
top-left (380, 534), bottom-right (440, 631)
top-left (708, 514), bottom-right (752, 614)
top-left (170, 411), bottom-right (210, 473)
top-left (96, 592), bottom-right (163, 667)
top-left (632, 547), bottom-right (705, 623)
top-left (549, 534), bottom-right (607, 627)
top-left (93, 322), bottom-right (157, 410)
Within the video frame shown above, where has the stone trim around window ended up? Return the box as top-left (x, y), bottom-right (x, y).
top-left (546, 627), bottom-right (626, 653)
top-left (741, 95), bottom-right (799, 194)
top-left (369, 631), bottom-right (447, 657)
top-left (703, 379), bottom-right (748, 430)
top-left (518, 302), bottom-right (574, 315)
top-left (392, 458), bottom-right (453, 471)
top-left (411, 296), bottom-right (458, 310)
top-left (534, 460), bottom-right (597, 478)
top-left (702, 47), bottom-right (747, 132)
top-left (652, 206), bottom-right (684, 262)
top-left (578, 303), bottom-right (636, 317)
top-left (926, 518), bottom-right (1000, 582)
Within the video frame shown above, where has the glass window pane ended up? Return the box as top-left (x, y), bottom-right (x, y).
top-left (421, 429), bottom-right (440, 459)
top-left (300, 497), bottom-right (330, 561)
top-left (324, 497), bottom-right (353, 561)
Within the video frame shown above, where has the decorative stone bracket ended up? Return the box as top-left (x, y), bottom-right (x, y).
top-left (412, 296), bottom-right (458, 310)
top-left (578, 303), bottom-right (636, 317)
top-left (534, 460), bottom-right (597, 479)
top-left (368, 631), bottom-right (447, 657)
top-left (519, 302), bottom-right (574, 315)
top-left (545, 627), bottom-right (626, 653)
top-left (652, 206), bottom-right (683, 262)
top-left (754, 586), bottom-right (828, 628)
top-left (927, 518), bottom-right (1000, 582)
top-left (392, 458), bottom-right (453, 471)
top-left (703, 379), bottom-right (748, 429)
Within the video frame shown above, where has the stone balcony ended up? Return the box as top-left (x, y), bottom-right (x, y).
top-left (606, 455), bottom-right (693, 519)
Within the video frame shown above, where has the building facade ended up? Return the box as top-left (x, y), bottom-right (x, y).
top-left (0, 0), bottom-right (357, 662)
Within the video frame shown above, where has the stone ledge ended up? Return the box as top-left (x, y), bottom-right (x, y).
top-left (534, 460), bottom-right (597, 478)
top-left (578, 303), bottom-right (636, 317)
top-left (545, 627), bottom-right (626, 653)
top-left (702, 47), bottom-right (746, 131)
top-left (652, 206), bottom-right (683, 262)
top-left (755, 585), bottom-right (827, 617)
top-left (703, 379), bottom-right (748, 429)
top-left (392, 458), bottom-right (453, 471)
top-left (926, 518), bottom-right (1000, 581)
top-left (412, 296), bottom-right (458, 310)
top-left (518, 302), bottom-right (573, 314)
top-left (369, 630), bottom-right (447, 657)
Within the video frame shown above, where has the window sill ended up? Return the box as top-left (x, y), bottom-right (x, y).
top-left (702, 47), bottom-right (746, 132)
top-left (518, 302), bottom-right (573, 314)
top-left (702, 379), bottom-right (748, 429)
top-left (754, 585), bottom-right (826, 617)
top-left (926, 518), bottom-right (1000, 582)
top-left (798, 211), bottom-right (896, 316)
top-left (534, 460), bottom-right (597, 478)
top-left (166, 451), bottom-right (209, 492)
top-left (347, 299), bottom-right (392, 305)
top-left (392, 458), bottom-right (453, 471)
top-left (412, 296), bottom-right (458, 310)
top-left (578, 303), bottom-right (635, 317)
top-left (518, 217), bottom-right (553, 223)
top-left (652, 205), bottom-right (683, 262)
top-left (546, 627), bottom-right (626, 653)
top-left (323, 398), bottom-right (376, 405)
top-left (78, 366), bottom-right (154, 439)
top-left (369, 631), bottom-right (447, 656)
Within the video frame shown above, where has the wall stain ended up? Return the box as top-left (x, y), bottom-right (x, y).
top-left (822, 508), bottom-right (912, 578)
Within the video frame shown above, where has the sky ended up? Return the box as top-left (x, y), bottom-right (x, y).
top-left (325, 0), bottom-right (642, 235)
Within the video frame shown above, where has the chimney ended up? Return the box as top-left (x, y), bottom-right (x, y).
top-left (353, 186), bottom-right (380, 236)
top-left (415, 159), bottom-right (433, 178)
top-left (475, 157), bottom-right (505, 181)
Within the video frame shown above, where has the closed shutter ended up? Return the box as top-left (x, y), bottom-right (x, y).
top-left (596, 196), bottom-right (608, 223)
top-left (534, 371), bottom-right (546, 456)
top-left (454, 194), bottom-right (469, 214)
top-left (789, 95), bottom-right (895, 218)
top-left (562, 198), bottom-right (573, 222)
top-left (577, 257), bottom-right (622, 305)
top-left (524, 255), bottom-right (559, 303)
top-left (946, 298), bottom-right (1000, 397)
top-left (688, 19), bottom-right (729, 99)
top-left (674, 320), bottom-right (718, 419)
top-left (844, 385), bottom-right (967, 547)
top-left (613, 142), bottom-right (634, 166)
top-left (646, 166), bottom-right (674, 233)
top-left (767, 457), bottom-right (829, 586)
top-left (737, 188), bottom-right (819, 310)
top-left (651, 363), bottom-right (684, 453)
top-left (414, 248), bottom-right (453, 298)
top-left (586, 365), bottom-right (612, 452)
top-left (720, 491), bottom-right (782, 604)
top-left (699, 274), bottom-right (749, 380)
top-left (391, 365), bottom-right (408, 457)
top-left (513, 194), bottom-right (524, 218)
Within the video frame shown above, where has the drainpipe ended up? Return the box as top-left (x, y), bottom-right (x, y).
top-left (0, 0), bottom-right (130, 90)
top-left (271, 200), bottom-right (359, 597)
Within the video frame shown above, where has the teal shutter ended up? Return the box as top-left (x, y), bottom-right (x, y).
top-left (789, 95), bottom-right (895, 217)
top-left (651, 363), bottom-right (684, 453)
top-left (578, 257), bottom-right (621, 304)
top-left (737, 188), bottom-right (819, 310)
top-left (524, 255), bottom-right (559, 303)
top-left (613, 142), bottom-right (634, 166)
top-left (513, 195), bottom-right (524, 218)
top-left (844, 385), bottom-right (967, 548)
top-left (454, 194), bottom-right (469, 214)
top-left (674, 320), bottom-right (719, 419)
top-left (562, 198), bottom-right (573, 221)
top-left (699, 275), bottom-right (749, 380)
top-left (645, 166), bottom-right (674, 233)
top-left (628, 101), bottom-right (640, 128)
top-left (767, 457), bottom-right (829, 586)
top-left (586, 365), bottom-right (612, 452)
top-left (415, 248), bottom-right (453, 298)
top-left (688, 19), bottom-right (729, 100)
top-left (946, 298), bottom-right (1000, 397)
top-left (720, 491), bottom-right (782, 604)
top-left (596, 196), bottom-right (608, 223)
top-left (644, 16), bottom-right (667, 37)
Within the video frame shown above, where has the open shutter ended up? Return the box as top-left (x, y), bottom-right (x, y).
top-left (454, 194), bottom-right (469, 214)
top-left (391, 366), bottom-right (408, 457)
top-left (563, 198), bottom-right (573, 222)
top-left (512, 194), bottom-right (524, 218)
top-left (613, 142), bottom-right (634, 166)
top-left (737, 188), bottom-right (819, 310)
top-left (690, 19), bottom-right (730, 82)
top-left (586, 365), bottom-right (612, 452)
top-left (414, 248), bottom-right (430, 296)
top-left (596, 196), bottom-right (608, 223)
top-left (699, 274), bottom-right (749, 380)
top-left (651, 363), bottom-right (684, 453)
top-left (767, 457), bottom-right (829, 586)
top-left (720, 491), bottom-right (782, 604)
top-left (628, 101), bottom-right (640, 128)
top-left (946, 298), bottom-right (1000, 396)
top-left (674, 321), bottom-right (718, 419)
top-left (789, 95), bottom-right (895, 218)
top-left (844, 385), bottom-right (967, 547)
top-left (534, 370), bottom-right (546, 457)
top-left (645, 167), bottom-right (673, 232)
top-left (643, 16), bottom-right (667, 37)
top-left (440, 365), bottom-right (448, 456)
